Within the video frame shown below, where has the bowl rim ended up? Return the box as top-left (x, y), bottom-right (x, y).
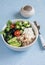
top-left (1, 19), bottom-right (38, 49)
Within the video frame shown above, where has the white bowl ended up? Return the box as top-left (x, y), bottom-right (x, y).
top-left (20, 5), bottom-right (35, 18)
top-left (1, 19), bottom-right (38, 51)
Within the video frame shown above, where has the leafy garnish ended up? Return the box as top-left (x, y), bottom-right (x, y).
top-left (7, 20), bottom-right (12, 27)
top-left (0, 31), bottom-right (4, 34)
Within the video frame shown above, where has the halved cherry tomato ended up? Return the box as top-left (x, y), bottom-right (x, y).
top-left (14, 30), bottom-right (20, 36)
top-left (10, 24), bottom-right (15, 28)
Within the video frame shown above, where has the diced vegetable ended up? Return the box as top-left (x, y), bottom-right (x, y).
top-left (15, 21), bottom-right (22, 26)
top-left (5, 27), bottom-right (10, 31)
top-left (19, 22), bottom-right (22, 26)
top-left (7, 35), bottom-right (12, 39)
top-left (10, 24), bottom-right (15, 28)
top-left (25, 24), bottom-right (31, 27)
top-left (15, 21), bottom-right (20, 25)
top-left (8, 37), bottom-right (21, 47)
top-left (14, 30), bottom-right (21, 36)
top-left (22, 21), bottom-right (31, 28)
top-left (23, 21), bottom-right (29, 24)
top-left (8, 37), bottom-right (16, 42)
top-left (16, 25), bottom-right (20, 29)
top-left (9, 42), bottom-right (21, 47)
top-left (6, 35), bottom-right (12, 41)
top-left (21, 26), bottom-right (25, 30)
top-left (23, 21), bottom-right (28, 26)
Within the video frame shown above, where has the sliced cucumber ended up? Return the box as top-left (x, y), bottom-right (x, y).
top-left (23, 21), bottom-right (29, 24)
top-left (8, 37), bottom-right (17, 43)
top-left (9, 42), bottom-right (21, 47)
top-left (6, 27), bottom-right (10, 31)
top-left (16, 21), bottom-right (22, 26)
top-left (19, 22), bottom-right (22, 26)
top-left (16, 25), bottom-right (20, 29)
top-left (8, 37), bottom-right (21, 47)
top-left (23, 21), bottom-right (28, 27)
top-left (21, 26), bottom-right (25, 30)
top-left (15, 21), bottom-right (20, 25)
top-left (25, 24), bottom-right (31, 28)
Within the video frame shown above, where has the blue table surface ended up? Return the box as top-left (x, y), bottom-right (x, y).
top-left (0, 0), bottom-right (45, 65)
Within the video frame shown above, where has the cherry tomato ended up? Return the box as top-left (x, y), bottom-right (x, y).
top-left (14, 30), bottom-right (20, 36)
top-left (10, 24), bottom-right (15, 28)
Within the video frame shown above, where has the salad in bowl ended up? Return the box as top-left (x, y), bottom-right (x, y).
top-left (0, 19), bottom-right (38, 51)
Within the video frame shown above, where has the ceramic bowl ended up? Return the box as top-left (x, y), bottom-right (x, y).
top-left (1, 19), bottom-right (38, 51)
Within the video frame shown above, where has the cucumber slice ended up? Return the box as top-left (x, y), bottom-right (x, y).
top-left (25, 24), bottom-right (31, 28)
top-left (23, 21), bottom-right (29, 27)
top-left (16, 25), bottom-right (20, 29)
top-left (8, 37), bottom-right (21, 47)
top-left (15, 21), bottom-right (20, 25)
top-left (8, 37), bottom-right (17, 43)
top-left (21, 26), bottom-right (25, 30)
top-left (19, 22), bottom-right (22, 26)
top-left (23, 21), bottom-right (31, 27)
top-left (6, 27), bottom-right (10, 31)
top-left (9, 42), bottom-right (21, 47)
top-left (23, 21), bottom-right (29, 24)
top-left (16, 21), bottom-right (22, 26)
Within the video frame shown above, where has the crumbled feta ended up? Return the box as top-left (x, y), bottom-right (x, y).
top-left (17, 28), bottom-right (36, 46)
top-left (23, 28), bottom-right (35, 39)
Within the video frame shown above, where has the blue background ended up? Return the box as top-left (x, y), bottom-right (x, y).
top-left (0, 0), bottom-right (45, 65)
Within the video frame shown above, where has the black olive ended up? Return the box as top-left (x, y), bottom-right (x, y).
top-left (10, 28), bottom-right (17, 35)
